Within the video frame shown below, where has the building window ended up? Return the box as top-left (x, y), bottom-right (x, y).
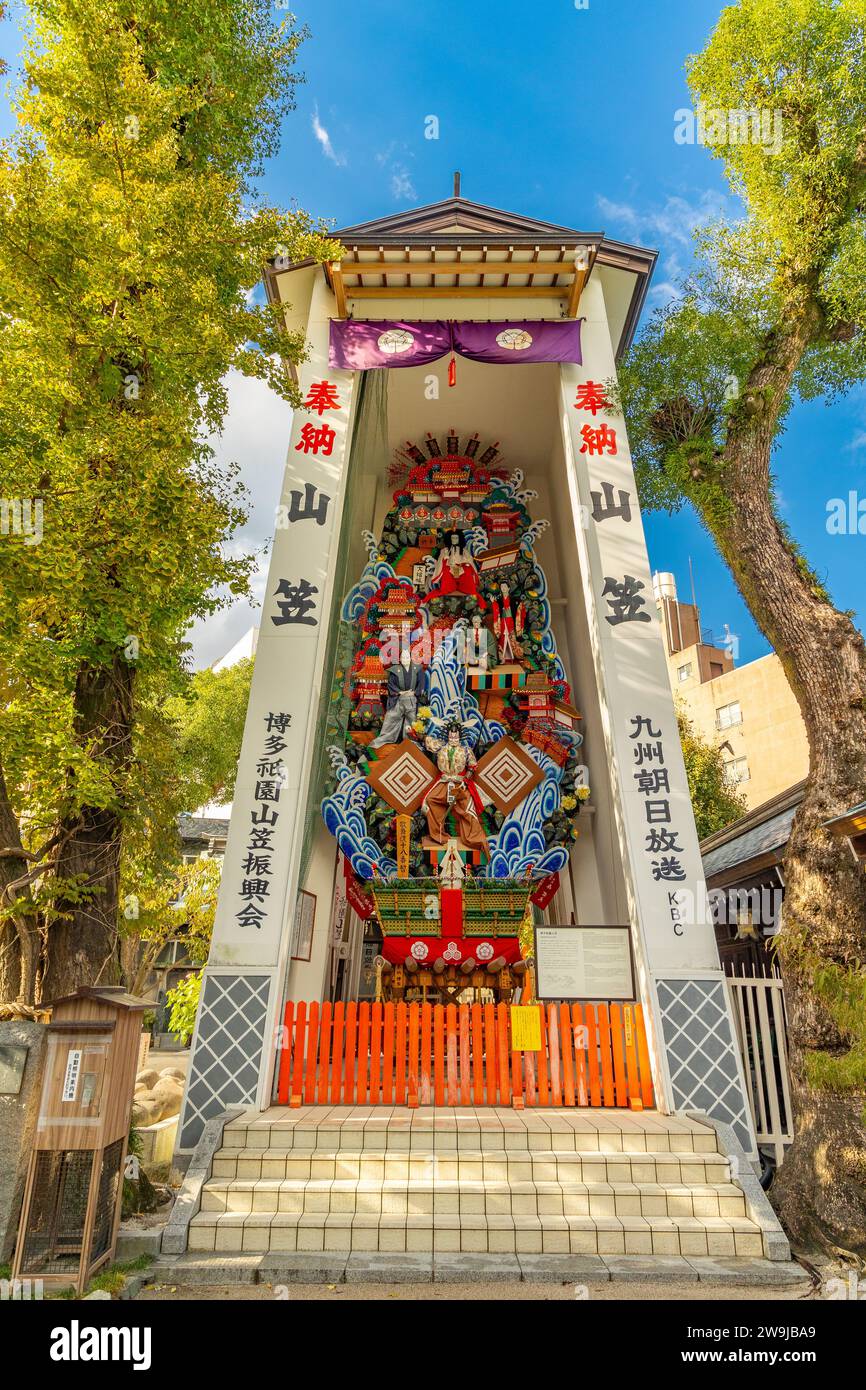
top-left (716, 700), bottom-right (742, 730)
top-left (725, 756), bottom-right (750, 784)
top-left (677, 663), bottom-right (692, 682)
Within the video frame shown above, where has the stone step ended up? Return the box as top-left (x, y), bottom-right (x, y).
top-left (222, 1117), bottom-right (719, 1155)
top-left (199, 1177), bottom-right (748, 1218)
top-left (211, 1148), bottom-right (733, 1186)
top-left (187, 1210), bottom-right (765, 1258)
top-left (159, 1249), bottom-right (811, 1290)
top-left (178, 1108), bottom-right (786, 1265)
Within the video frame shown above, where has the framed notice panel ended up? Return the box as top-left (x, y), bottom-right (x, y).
top-left (534, 924), bottom-right (634, 1002)
top-left (291, 890), bottom-right (316, 962)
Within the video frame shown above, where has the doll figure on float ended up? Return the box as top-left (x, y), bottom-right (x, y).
top-left (422, 720), bottom-right (489, 855)
top-left (463, 613), bottom-right (497, 671)
top-left (491, 582), bottom-right (526, 662)
top-left (425, 531), bottom-right (487, 610)
top-left (370, 646), bottom-right (426, 748)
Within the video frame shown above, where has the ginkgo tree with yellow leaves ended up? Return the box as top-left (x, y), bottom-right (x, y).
top-left (618, 0), bottom-right (866, 1254)
top-left (0, 1), bottom-right (338, 1007)
top-left (115, 656), bottom-right (254, 995)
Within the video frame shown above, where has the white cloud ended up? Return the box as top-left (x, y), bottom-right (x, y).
top-left (597, 189), bottom-right (729, 248)
top-left (390, 164), bottom-right (416, 202)
top-left (185, 370), bottom-right (293, 670)
top-left (311, 104), bottom-right (346, 167)
top-left (648, 280), bottom-right (679, 303)
top-left (373, 142), bottom-right (416, 202)
top-left (597, 190), bottom-right (731, 304)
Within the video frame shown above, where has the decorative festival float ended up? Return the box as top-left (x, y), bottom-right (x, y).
top-left (322, 433), bottom-right (588, 1003)
top-left (178, 191), bottom-right (757, 1163)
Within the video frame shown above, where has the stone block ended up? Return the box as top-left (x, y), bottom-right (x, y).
top-left (433, 1253), bottom-right (521, 1283)
top-left (602, 1254), bottom-right (699, 1283)
top-left (517, 1253), bottom-right (610, 1284)
top-left (345, 1252), bottom-right (433, 1283)
top-left (257, 1252), bottom-right (348, 1284)
top-left (0, 1021), bottom-right (48, 1263)
top-left (687, 1256), bottom-right (811, 1286)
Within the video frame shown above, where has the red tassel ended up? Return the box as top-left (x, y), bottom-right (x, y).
top-left (448, 354), bottom-right (456, 387)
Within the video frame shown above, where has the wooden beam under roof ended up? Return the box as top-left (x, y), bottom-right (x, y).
top-left (345, 284), bottom-right (571, 300)
top-left (565, 245), bottom-right (599, 317)
top-left (267, 212), bottom-right (655, 358)
top-left (566, 261), bottom-right (589, 317)
top-left (338, 257), bottom-right (574, 277)
top-left (329, 261), bottom-right (347, 318)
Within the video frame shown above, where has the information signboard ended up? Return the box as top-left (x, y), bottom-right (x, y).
top-left (534, 925), bottom-right (634, 1001)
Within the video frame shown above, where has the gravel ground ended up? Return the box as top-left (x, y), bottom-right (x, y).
top-left (136, 1278), bottom-right (814, 1302)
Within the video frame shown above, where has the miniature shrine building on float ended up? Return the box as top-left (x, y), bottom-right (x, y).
top-left (179, 190), bottom-right (756, 1161)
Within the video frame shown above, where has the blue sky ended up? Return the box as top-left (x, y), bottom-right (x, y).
top-left (1, 0), bottom-right (863, 665)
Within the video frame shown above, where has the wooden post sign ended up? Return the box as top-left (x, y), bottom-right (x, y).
top-left (534, 925), bottom-right (635, 1002)
top-left (11, 987), bottom-right (150, 1295)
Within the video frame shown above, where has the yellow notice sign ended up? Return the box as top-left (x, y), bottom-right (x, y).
top-left (510, 1006), bottom-right (542, 1052)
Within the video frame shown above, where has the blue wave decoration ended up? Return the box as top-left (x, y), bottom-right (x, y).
top-left (427, 627), bottom-right (485, 747)
top-left (340, 548), bottom-right (397, 624)
top-left (465, 524), bottom-right (488, 557)
top-left (520, 519), bottom-right (550, 553)
top-left (321, 750), bottom-right (397, 882)
top-left (497, 468), bottom-right (538, 508)
top-left (557, 727), bottom-right (584, 752)
top-left (482, 717), bottom-right (508, 745)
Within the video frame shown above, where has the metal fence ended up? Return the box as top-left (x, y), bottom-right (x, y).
top-left (726, 965), bottom-right (793, 1166)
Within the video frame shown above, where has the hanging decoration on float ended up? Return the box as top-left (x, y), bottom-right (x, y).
top-left (328, 319), bottom-right (583, 372)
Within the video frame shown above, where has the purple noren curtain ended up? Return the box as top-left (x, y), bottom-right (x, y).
top-left (452, 320), bottom-right (582, 364)
top-left (329, 319), bottom-right (581, 371)
top-left (329, 320), bottom-right (452, 370)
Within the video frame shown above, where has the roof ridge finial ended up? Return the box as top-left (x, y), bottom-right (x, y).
top-left (453, 171), bottom-right (461, 198)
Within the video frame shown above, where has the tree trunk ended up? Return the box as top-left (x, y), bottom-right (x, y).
top-left (0, 910), bottom-right (41, 1007)
top-left (41, 656), bottom-right (136, 1000)
top-left (700, 328), bottom-right (866, 1254)
top-left (0, 761), bottom-right (42, 1006)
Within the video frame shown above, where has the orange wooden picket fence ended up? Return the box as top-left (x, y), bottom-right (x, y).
top-left (275, 1001), bottom-right (654, 1110)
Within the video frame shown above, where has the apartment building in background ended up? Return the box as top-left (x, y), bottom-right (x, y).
top-left (654, 570), bottom-right (809, 810)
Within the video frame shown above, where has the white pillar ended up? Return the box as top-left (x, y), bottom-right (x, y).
top-left (179, 277), bottom-right (357, 1150)
top-left (559, 276), bottom-right (756, 1155)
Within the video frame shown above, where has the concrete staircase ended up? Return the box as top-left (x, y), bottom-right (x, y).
top-left (186, 1107), bottom-right (774, 1259)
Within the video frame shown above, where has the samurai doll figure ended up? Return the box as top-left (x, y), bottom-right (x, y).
top-left (463, 613), bottom-right (498, 670)
top-left (491, 582), bottom-right (526, 662)
top-left (422, 720), bottom-right (489, 855)
top-left (425, 531), bottom-right (487, 609)
top-left (370, 648), bottom-right (426, 748)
